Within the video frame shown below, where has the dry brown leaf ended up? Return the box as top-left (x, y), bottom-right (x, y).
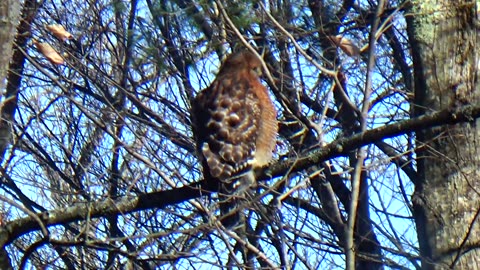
top-left (328, 35), bottom-right (360, 57)
top-left (33, 39), bottom-right (64, 65)
top-left (46, 24), bottom-right (73, 41)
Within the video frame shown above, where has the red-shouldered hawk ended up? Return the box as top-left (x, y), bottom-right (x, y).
top-left (191, 51), bottom-right (278, 227)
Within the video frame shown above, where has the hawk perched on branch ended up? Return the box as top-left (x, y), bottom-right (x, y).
top-left (191, 51), bottom-right (278, 227)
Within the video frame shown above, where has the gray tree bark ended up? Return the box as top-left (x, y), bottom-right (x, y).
top-left (0, 1), bottom-right (19, 269)
top-left (409, 1), bottom-right (480, 269)
top-left (0, 0), bottom-right (20, 92)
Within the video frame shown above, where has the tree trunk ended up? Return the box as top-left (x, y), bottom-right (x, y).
top-left (409, 1), bottom-right (480, 269)
top-left (0, 0), bottom-right (20, 91)
top-left (0, 0), bottom-right (20, 269)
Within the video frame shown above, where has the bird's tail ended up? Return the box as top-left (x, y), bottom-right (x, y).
top-left (218, 171), bottom-right (256, 228)
top-left (218, 188), bottom-right (240, 228)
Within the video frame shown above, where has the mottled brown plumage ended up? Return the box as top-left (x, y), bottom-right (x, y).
top-left (191, 51), bottom-right (277, 227)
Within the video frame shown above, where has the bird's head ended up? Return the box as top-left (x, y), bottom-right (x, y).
top-left (218, 51), bottom-right (263, 77)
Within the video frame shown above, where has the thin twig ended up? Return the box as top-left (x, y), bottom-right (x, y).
top-left (259, 3), bottom-right (337, 77)
top-left (214, 0), bottom-right (275, 83)
top-left (218, 221), bottom-right (279, 269)
top-left (345, 1), bottom-right (386, 269)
